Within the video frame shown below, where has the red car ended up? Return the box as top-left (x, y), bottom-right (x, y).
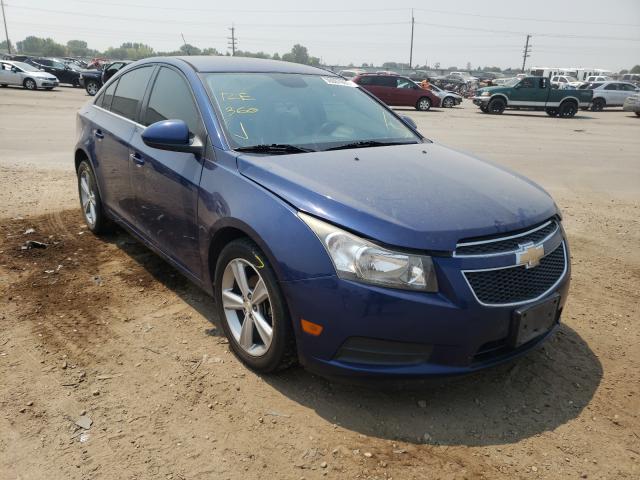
top-left (353, 74), bottom-right (441, 111)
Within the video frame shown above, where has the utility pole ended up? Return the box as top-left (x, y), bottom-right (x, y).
top-left (228, 25), bottom-right (237, 56)
top-left (409, 9), bottom-right (414, 69)
top-left (521, 34), bottom-right (531, 73)
top-left (1, 0), bottom-right (11, 54)
top-left (181, 33), bottom-right (190, 55)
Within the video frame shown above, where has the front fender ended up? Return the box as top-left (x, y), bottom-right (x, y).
top-left (197, 149), bottom-right (336, 293)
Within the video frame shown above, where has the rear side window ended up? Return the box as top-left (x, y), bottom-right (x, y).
top-left (356, 76), bottom-right (373, 85)
top-left (96, 80), bottom-right (118, 110)
top-left (143, 67), bottom-right (201, 135)
top-left (375, 76), bottom-right (396, 87)
top-left (110, 66), bottom-right (154, 122)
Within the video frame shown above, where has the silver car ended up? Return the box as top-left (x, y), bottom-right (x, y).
top-left (623, 94), bottom-right (640, 116)
top-left (0, 60), bottom-right (59, 90)
top-left (583, 81), bottom-right (640, 111)
top-left (429, 84), bottom-right (463, 107)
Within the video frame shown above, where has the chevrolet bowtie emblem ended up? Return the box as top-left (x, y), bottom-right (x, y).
top-left (516, 242), bottom-right (544, 269)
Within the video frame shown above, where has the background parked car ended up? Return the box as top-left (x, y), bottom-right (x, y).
top-left (551, 75), bottom-right (582, 89)
top-left (0, 60), bottom-right (59, 90)
top-left (353, 73), bottom-right (441, 110)
top-left (101, 60), bottom-right (131, 84)
top-left (79, 60), bottom-right (131, 95)
top-left (25, 57), bottom-right (82, 86)
top-left (622, 94), bottom-right (640, 116)
top-left (429, 84), bottom-right (463, 107)
top-left (579, 81), bottom-right (640, 111)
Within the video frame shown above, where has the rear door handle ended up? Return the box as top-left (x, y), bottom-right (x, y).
top-left (130, 152), bottom-right (145, 166)
top-left (94, 129), bottom-right (104, 139)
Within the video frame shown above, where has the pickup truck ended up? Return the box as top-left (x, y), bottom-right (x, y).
top-left (472, 76), bottom-right (593, 117)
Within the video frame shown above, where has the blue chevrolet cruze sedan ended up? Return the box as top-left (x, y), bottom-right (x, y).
top-left (74, 57), bottom-right (570, 377)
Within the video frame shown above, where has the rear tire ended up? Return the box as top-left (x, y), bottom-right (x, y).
top-left (214, 238), bottom-right (297, 373)
top-left (77, 160), bottom-right (110, 234)
top-left (0, 83), bottom-right (7, 87)
top-left (488, 97), bottom-right (506, 114)
top-left (559, 101), bottom-right (578, 118)
top-left (636, 112), bottom-right (640, 117)
top-left (23, 78), bottom-right (37, 90)
top-left (85, 80), bottom-right (100, 96)
top-left (416, 97), bottom-right (432, 111)
top-left (591, 98), bottom-right (605, 112)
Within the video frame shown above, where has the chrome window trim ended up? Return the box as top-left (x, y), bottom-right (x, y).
top-left (454, 220), bottom-right (558, 258)
top-left (92, 104), bottom-right (145, 128)
top-left (462, 241), bottom-right (567, 308)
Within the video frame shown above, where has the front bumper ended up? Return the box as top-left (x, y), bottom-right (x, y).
top-left (472, 96), bottom-right (491, 106)
top-left (36, 78), bottom-right (59, 88)
top-left (282, 245), bottom-right (570, 379)
top-left (623, 101), bottom-right (640, 112)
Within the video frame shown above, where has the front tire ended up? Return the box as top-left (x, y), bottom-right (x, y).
top-left (23, 78), bottom-right (37, 90)
top-left (416, 97), bottom-right (432, 111)
top-left (214, 239), bottom-right (296, 373)
top-left (591, 98), bottom-right (605, 112)
top-left (636, 112), bottom-right (640, 117)
top-left (85, 80), bottom-right (100, 96)
top-left (546, 108), bottom-right (559, 117)
top-left (488, 97), bottom-right (506, 114)
top-left (77, 160), bottom-right (109, 234)
top-left (479, 104), bottom-right (489, 113)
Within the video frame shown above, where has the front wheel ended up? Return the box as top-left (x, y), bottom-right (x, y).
top-left (214, 239), bottom-right (297, 373)
top-left (85, 80), bottom-right (100, 96)
top-left (546, 108), bottom-right (559, 117)
top-left (488, 97), bottom-right (506, 114)
top-left (479, 104), bottom-right (489, 113)
top-left (23, 78), bottom-right (37, 90)
top-left (77, 160), bottom-right (110, 234)
top-left (591, 98), bottom-right (605, 112)
top-left (416, 97), bottom-right (432, 111)
top-left (442, 96), bottom-right (455, 108)
top-left (0, 83), bottom-right (7, 87)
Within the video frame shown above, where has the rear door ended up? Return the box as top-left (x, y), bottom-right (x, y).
top-left (92, 66), bottom-right (155, 223)
top-left (129, 65), bottom-right (205, 276)
top-left (602, 83), bottom-right (621, 105)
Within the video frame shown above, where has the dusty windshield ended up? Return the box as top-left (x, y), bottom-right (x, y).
top-left (13, 62), bottom-right (40, 72)
top-left (202, 73), bottom-right (421, 151)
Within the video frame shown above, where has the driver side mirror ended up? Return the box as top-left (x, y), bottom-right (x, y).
top-left (141, 120), bottom-right (203, 156)
top-left (401, 115), bottom-right (417, 130)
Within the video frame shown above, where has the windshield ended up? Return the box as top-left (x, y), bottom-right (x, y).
top-left (12, 61), bottom-right (40, 72)
top-left (566, 76), bottom-right (578, 82)
top-left (202, 73), bottom-right (420, 151)
top-left (503, 78), bottom-right (520, 86)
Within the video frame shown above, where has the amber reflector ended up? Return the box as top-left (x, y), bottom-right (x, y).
top-left (300, 319), bottom-right (324, 336)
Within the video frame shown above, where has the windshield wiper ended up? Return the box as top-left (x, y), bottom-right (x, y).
top-left (324, 140), bottom-right (417, 151)
top-left (235, 144), bottom-right (315, 154)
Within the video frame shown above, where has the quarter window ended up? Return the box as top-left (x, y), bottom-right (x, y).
top-left (97, 80), bottom-right (118, 110)
top-left (110, 66), bottom-right (154, 122)
top-left (144, 67), bottom-right (201, 135)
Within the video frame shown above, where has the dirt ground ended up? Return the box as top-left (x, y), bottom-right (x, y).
top-left (1, 86), bottom-right (638, 480)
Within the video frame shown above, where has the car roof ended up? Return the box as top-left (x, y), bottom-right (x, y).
top-left (137, 56), bottom-right (335, 76)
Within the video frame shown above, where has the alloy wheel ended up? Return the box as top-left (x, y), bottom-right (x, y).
top-left (25, 79), bottom-right (36, 90)
top-left (443, 97), bottom-right (454, 108)
top-left (79, 169), bottom-right (97, 227)
top-left (221, 258), bottom-right (273, 357)
top-left (87, 82), bottom-right (99, 96)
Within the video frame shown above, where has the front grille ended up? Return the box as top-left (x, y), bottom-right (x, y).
top-left (456, 220), bottom-right (558, 256)
top-left (464, 242), bottom-right (566, 305)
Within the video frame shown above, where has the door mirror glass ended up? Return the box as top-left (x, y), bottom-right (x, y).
top-left (141, 119), bottom-right (202, 155)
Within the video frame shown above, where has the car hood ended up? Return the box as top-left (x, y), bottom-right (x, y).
top-left (237, 143), bottom-right (557, 251)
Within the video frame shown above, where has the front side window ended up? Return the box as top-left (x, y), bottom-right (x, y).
top-left (396, 78), bottom-right (415, 89)
top-left (604, 83), bottom-right (618, 91)
top-left (518, 78), bottom-right (535, 88)
top-left (203, 73), bottom-right (420, 151)
top-left (110, 66), bottom-right (154, 122)
top-left (144, 67), bottom-right (201, 135)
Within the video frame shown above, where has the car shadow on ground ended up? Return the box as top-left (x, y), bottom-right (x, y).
top-left (109, 227), bottom-right (602, 448)
top-left (474, 111), bottom-right (596, 120)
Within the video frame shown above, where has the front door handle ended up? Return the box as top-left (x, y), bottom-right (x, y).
top-left (94, 129), bottom-right (104, 139)
top-left (130, 152), bottom-right (144, 166)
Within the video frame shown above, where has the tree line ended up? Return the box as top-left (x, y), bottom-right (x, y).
top-left (0, 36), bottom-right (320, 65)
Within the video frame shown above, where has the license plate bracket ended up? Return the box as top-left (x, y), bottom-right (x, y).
top-left (510, 294), bottom-right (560, 348)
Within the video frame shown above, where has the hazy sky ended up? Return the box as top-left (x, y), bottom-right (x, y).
top-left (3, 0), bottom-right (640, 70)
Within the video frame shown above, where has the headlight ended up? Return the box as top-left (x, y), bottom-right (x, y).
top-left (299, 212), bottom-right (438, 292)
top-left (480, 91), bottom-right (491, 97)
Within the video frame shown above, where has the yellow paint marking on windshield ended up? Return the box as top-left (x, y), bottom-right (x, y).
top-left (220, 92), bottom-right (255, 101)
top-left (224, 106), bottom-right (259, 117)
top-left (233, 121), bottom-right (249, 140)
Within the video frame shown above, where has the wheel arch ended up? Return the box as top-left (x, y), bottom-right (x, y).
top-left (560, 96), bottom-right (579, 105)
top-left (23, 77), bottom-right (37, 88)
top-left (489, 94), bottom-right (508, 104)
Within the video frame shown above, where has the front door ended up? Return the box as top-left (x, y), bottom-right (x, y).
top-left (0, 62), bottom-right (21, 85)
top-left (509, 77), bottom-right (546, 106)
top-left (129, 66), bottom-right (205, 277)
top-left (394, 77), bottom-right (421, 107)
